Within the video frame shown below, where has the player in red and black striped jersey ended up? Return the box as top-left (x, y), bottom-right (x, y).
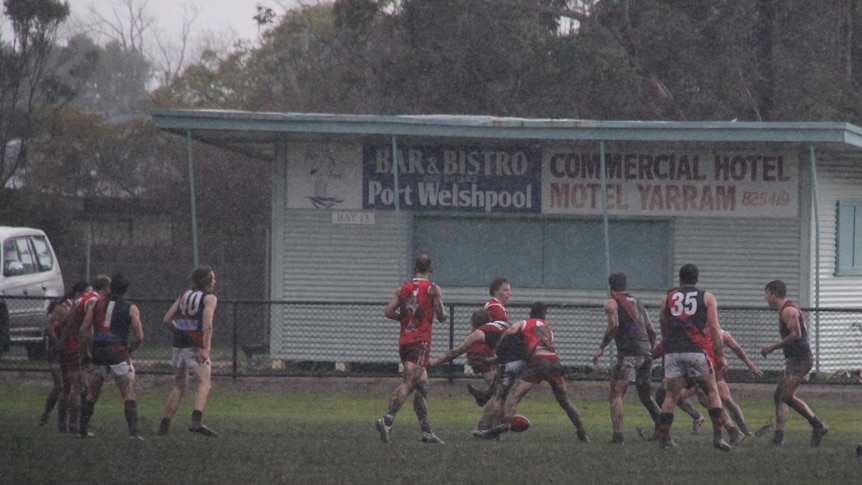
top-left (593, 272), bottom-right (662, 444)
top-left (761, 279), bottom-right (827, 446)
top-left (657, 264), bottom-right (730, 451)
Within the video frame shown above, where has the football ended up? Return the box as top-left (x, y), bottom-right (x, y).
top-left (508, 414), bottom-right (530, 433)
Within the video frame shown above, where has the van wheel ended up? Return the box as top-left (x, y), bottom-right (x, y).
top-left (26, 342), bottom-right (45, 361)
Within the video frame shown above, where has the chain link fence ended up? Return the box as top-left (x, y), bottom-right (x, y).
top-left (3, 296), bottom-right (862, 383)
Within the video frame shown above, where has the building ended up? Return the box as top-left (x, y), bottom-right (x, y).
top-left (151, 110), bottom-right (862, 372)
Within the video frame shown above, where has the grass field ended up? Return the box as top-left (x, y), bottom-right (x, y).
top-left (1, 376), bottom-right (862, 484)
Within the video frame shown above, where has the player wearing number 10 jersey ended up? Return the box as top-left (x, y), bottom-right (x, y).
top-left (656, 264), bottom-right (731, 451)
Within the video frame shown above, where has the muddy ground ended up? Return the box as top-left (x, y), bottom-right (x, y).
top-left (4, 372), bottom-right (861, 404)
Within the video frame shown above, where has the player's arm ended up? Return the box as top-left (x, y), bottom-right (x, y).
top-left (430, 283), bottom-right (446, 322)
top-left (723, 331), bottom-right (762, 376)
top-left (593, 298), bottom-right (619, 365)
top-left (198, 294), bottom-right (217, 363)
top-left (384, 291), bottom-right (401, 321)
top-left (704, 292), bottom-right (726, 371)
top-left (658, 295), bottom-right (669, 339)
top-left (761, 306), bottom-right (802, 357)
top-left (429, 330), bottom-right (483, 367)
top-left (46, 304), bottom-right (68, 347)
top-left (640, 302), bottom-right (657, 347)
top-left (129, 304), bottom-right (144, 352)
top-left (79, 300), bottom-right (97, 360)
top-left (162, 297), bottom-right (181, 330)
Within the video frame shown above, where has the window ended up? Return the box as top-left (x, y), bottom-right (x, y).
top-left (31, 236), bottom-right (55, 272)
top-left (837, 200), bottom-right (862, 275)
top-left (413, 216), bottom-right (672, 290)
top-left (2, 238), bottom-right (36, 276)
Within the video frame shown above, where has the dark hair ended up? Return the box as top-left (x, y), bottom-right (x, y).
top-left (608, 273), bottom-right (627, 292)
top-left (190, 266), bottom-right (215, 291)
top-left (67, 280), bottom-right (89, 299)
top-left (413, 254), bottom-right (433, 274)
top-left (488, 277), bottom-right (509, 297)
top-left (49, 280), bottom-right (90, 314)
top-left (765, 279), bottom-right (787, 298)
top-left (92, 274), bottom-right (111, 292)
top-left (110, 273), bottom-right (130, 297)
top-left (679, 264), bottom-right (699, 286)
top-left (471, 309), bottom-right (490, 329)
top-left (529, 301), bottom-right (547, 319)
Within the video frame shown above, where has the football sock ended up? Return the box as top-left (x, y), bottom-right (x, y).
top-left (124, 400), bottom-right (139, 436)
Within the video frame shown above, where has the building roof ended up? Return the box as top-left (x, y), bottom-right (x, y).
top-left (150, 109), bottom-right (862, 161)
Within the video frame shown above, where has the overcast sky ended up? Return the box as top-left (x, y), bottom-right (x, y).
top-left (2, 0), bottom-right (307, 44)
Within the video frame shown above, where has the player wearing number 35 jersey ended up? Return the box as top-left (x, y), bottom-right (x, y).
top-left (662, 284), bottom-right (712, 361)
top-left (656, 264), bottom-right (731, 451)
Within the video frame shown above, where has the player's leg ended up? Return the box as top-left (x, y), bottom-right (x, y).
top-left (550, 376), bottom-right (589, 442)
top-left (658, 375), bottom-right (684, 447)
top-left (114, 362), bottom-right (140, 438)
top-left (699, 376), bottom-right (731, 450)
top-left (78, 367), bottom-right (105, 437)
top-left (40, 362), bottom-right (63, 425)
top-left (609, 378), bottom-right (629, 442)
top-left (634, 357), bottom-right (661, 427)
top-left (717, 379), bottom-right (750, 436)
top-left (188, 360), bottom-right (216, 436)
top-left (159, 361), bottom-right (188, 435)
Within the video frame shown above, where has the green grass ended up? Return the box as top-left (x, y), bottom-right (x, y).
top-left (2, 382), bottom-right (862, 484)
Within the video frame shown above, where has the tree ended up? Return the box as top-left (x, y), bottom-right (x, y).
top-left (70, 34), bottom-right (152, 114)
top-left (0, 0), bottom-right (97, 189)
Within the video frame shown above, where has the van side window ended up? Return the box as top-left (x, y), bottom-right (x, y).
top-left (31, 236), bottom-right (54, 272)
top-left (3, 238), bottom-right (36, 276)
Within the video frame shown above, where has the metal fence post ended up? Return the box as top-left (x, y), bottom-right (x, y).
top-left (448, 304), bottom-right (455, 384)
top-left (231, 302), bottom-right (238, 379)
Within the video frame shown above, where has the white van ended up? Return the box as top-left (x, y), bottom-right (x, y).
top-left (0, 226), bottom-right (64, 360)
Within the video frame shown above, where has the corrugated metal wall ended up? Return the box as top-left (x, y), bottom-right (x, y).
top-left (672, 217), bottom-right (802, 306)
top-left (812, 153), bottom-right (862, 307)
top-left (279, 210), bottom-right (405, 302)
top-left (808, 153), bottom-right (862, 372)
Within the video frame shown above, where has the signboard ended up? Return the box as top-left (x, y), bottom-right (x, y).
top-left (542, 147), bottom-right (798, 218)
top-left (286, 142), bottom-right (800, 218)
top-left (362, 144), bottom-right (542, 213)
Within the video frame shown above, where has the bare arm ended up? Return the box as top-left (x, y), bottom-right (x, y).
top-left (658, 295), bottom-right (669, 339)
top-left (129, 304), bottom-right (144, 352)
top-left (641, 304), bottom-right (657, 347)
top-left (46, 304), bottom-right (68, 347)
top-left (593, 298), bottom-right (618, 365)
top-left (429, 283), bottom-right (446, 322)
top-left (704, 292), bottom-right (726, 372)
top-left (384, 291), bottom-right (401, 321)
top-left (198, 294), bottom-right (217, 363)
top-left (429, 330), bottom-right (483, 367)
top-left (78, 299), bottom-right (97, 360)
top-left (723, 331), bottom-right (762, 376)
top-left (162, 297), bottom-right (181, 329)
top-left (501, 319), bottom-right (525, 337)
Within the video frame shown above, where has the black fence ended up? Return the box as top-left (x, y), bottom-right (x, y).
top-left (3, 296), bottom-right (862, 383)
